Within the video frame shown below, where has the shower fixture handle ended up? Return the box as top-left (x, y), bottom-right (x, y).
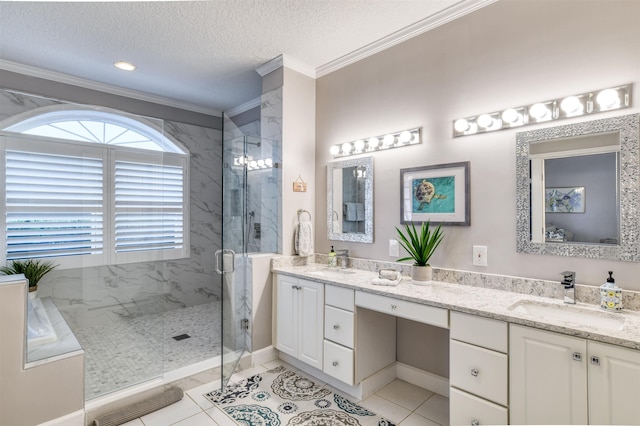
top-left (215, 249), bottom-right (236, 275)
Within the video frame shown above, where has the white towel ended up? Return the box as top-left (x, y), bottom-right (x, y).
top-left (295, 221), bottom-right (314, 257)
top-left (372, 276), bottom-right (401, 286)
top-left (344, 203), bottom-right (357, 221)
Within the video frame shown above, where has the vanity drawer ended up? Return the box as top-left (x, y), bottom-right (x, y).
top-left (450, 340), bottom-right (508, 405)
top-left (355, 291), bottom-right (448, 328)
top-left (325, 285), bottom-right (354, 312)
top-left (324, 305), bottom-right (354, 348)
top-left (323, 340), bottom-right (354, 385)
top-left (450, 387), bottom-right (508, 425)
top-left (450, 311), bottom-right (507, 353)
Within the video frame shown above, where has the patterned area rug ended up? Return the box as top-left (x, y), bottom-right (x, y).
top-left (204, 365), bottom-right (395, 425)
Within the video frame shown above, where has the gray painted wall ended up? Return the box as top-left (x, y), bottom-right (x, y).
top-left (315, 0), bottom-right (640, 290)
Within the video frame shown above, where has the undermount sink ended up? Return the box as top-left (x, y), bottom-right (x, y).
top-left (308, 268), bottom-right (358, 277)
top-left (508, 300), bottom-right (625, 331)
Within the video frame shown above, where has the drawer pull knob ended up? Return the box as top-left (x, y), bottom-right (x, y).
top-left (471, 368), bottom-right (479, 377)
top-left (591, 356), bottom-right (600, 366)
top-left (333, 324), bottom-right (340, 330)
top-left (471, 420), bottom-right (479, 426)
top-left (572, 352), bottom-right (582, 362)
top-left (390, 304), bottom-right (397, 310)
top-left (332, 361), bottom-right (339, 367)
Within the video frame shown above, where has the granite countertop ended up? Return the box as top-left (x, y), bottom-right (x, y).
top-left (273, 263), bottom-right (640, 350)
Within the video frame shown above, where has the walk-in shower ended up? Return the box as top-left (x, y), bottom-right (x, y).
top-left (0, 89), bottom-right (280, 401)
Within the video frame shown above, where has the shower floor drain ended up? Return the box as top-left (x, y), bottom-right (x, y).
top-left (172, 334), bottom-right (191, 341)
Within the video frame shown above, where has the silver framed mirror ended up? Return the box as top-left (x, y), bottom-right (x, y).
top-left (516, 113), bottom-right (639, 261)
top-left (327, 156), bottom-right (373, 243)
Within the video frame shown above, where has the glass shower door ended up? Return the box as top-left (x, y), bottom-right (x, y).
top-left (219, 135), bottom-right (251, 387)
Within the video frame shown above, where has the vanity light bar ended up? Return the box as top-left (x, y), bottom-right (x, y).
top-left (330, 128), bottom-right (421, 158)
top-left (453, 84), bottom-right (631, 137)
top-left (234, 156), bottom-right (274, 171)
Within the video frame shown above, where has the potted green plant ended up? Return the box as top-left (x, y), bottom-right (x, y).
top-left (0, 259), bottom-right (58, 298)
top-left (395, 220), bottom-right (444, 283)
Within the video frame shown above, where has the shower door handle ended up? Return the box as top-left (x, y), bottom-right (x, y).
top-left (215, 249), bottom-right (236, 275)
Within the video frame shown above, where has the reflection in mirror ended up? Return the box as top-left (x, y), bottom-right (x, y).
top-left (327, 156), bottom-right (373, 243)
top-left (516, 114), bottom-right (639, 261)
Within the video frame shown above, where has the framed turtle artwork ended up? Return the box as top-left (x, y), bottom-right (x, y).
top-left (400, 161), bottom-right (470, 225)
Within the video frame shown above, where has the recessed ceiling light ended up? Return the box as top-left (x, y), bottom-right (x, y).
top-left (114, 61), bottom-right (136, 71)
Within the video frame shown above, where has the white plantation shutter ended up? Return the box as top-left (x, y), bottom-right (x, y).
top-left (4, 148), bottom-right (105, 263)
top-left (114, 159), bottom-right (185, 255)
top-left (1, 123), bottom-right (189, 268)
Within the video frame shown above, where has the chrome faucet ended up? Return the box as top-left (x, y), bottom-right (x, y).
top-left (560, 271), bottom-right (576, 304)
top-left (335, 249), bottom-right (349, 269)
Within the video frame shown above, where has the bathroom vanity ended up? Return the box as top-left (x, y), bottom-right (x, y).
top-left (272, 261), bottom-right (640, 425)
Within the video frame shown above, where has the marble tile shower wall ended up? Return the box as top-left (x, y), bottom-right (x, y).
top-left (272, 255), bottom-right (640, 311)
top-left (0, 89), bottom-right (223, 329)
top-left (260, 87), bottom-right (283, 255)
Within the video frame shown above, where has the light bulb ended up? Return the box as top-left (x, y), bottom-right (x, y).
top-left (477, 114), bottom-right (495, 129)
top-left (383, 134), bottom-right (395, 147)
top-left (529, 103), bottom-right (550, 120)
top-left (257, 159), bottom-right (265, 168)
top-left (560, 96), bottom-right (583, 115)
top-left (368, 137), bottom-right (379, 149)
top-left (596, 89), bottom-right (620, 109)
top-left (399, 131), bottom-right (412, 143)
top-left (342, 143), bottom-right (352, 154)
top-left (265, 158), bottom-right (273, 167)
top-left (354, 139), bottom-right (365, 151)
top-left (329, 145), bottom-right (340, 156)
top-left (249, 160), bottom-right (257, 168)
top-left (454, 119), bottom-right (470, 133)
top-left (501, 108), bottom-right (520, 124)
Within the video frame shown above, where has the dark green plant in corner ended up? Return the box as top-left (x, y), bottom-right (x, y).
top-left (0, 259), bottom-right (58, 290)
top-left (395, 221), bottom-right (444, 266)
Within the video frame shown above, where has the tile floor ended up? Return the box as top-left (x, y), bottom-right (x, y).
top-left (73, 302), bottom-right (221, 399)
top-left (119, 359), bottom-right (449, 426)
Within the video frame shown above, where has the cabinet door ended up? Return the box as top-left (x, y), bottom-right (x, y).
top-left (510, 325), bottom-right (588, 425)
top-left (298, 279), bottom-right (324, 369)
top-left (588, 341), bottom-right (640, 425)
top-left (276, 275), bottom-right (298, 358)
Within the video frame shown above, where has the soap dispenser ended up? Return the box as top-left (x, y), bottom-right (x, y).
top-left (328, 246), bottom-right (337, 267)
top-left (600, 271), bottom-right (623, 311)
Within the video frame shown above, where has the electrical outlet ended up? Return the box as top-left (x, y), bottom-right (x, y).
top-left (389, 239), bottom-right (400, 257)
top-left (473, 245), bottom-right (488, 266)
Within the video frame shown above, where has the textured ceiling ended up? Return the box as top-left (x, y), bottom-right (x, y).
top-left (0, 0), bottom-right (487, 115)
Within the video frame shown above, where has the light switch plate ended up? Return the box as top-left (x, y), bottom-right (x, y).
top-left (473, 245), bottom-right (488, 266)
top-left (389, 239), bottom-right (400, 257)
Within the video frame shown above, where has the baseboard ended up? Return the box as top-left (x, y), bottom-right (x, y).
top-left (396, 362), bottom-right (449, 397)
top-left (37, 409), bottom-right (84, 426)
top-left (250, 345), bottom-right (278, 367)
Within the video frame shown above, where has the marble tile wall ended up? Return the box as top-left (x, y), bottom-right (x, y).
top-left (0, 89), bottom-right (223, 328)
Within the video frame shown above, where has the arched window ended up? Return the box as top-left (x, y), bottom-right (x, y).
top-left (0, 106), bottom-right (189, 268)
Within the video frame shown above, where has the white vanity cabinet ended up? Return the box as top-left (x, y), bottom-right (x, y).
top-left (449, 311), bottom-right (509, 425)
top-left (323, 285), bottom-right (355, 385)
top-left (510, 324), bottom-right (640, 425)
top-left (275, 274), bottom-right (324, 370)
top-left (588, 340), bottom-right (640, 424)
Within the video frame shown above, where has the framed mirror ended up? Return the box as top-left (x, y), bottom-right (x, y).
top-left (516, 113), bottom-right (639, 261)
top-left (327, 156), bottom-right (373, 243)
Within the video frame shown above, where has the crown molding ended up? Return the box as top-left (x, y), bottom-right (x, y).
top-left (225, 97), bottom-right (261, 117)
top-left (255, 54), bottom-right (316, 78)
top-left (316, 0), bottom-right (498, 78)
top-left (0, 59), bottom-right (223, 117)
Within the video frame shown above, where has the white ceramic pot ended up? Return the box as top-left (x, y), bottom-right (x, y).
top-left (28, 287), bottom-right (38, 299)
top-left (411, 265), bottom-right (432, 283)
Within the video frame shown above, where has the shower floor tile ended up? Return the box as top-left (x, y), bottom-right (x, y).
top-left (73, 302), bottom-right (222, 400)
